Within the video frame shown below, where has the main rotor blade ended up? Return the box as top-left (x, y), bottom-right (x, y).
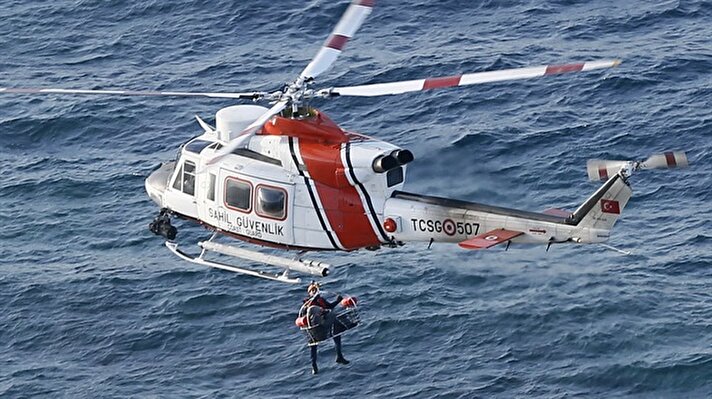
top-left (205, 99), bottom-right (289, 166)
top-left (0, 87), bottom-right (267, 100)
top-left (299, 0), bottom-right (374, 81)
top-left (323, 59), bottom-right (620, 97)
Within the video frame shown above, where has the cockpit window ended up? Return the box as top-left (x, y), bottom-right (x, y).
top-left (171, 160), bottom-right (196, 196)
top-left (182, 161), bottom-right (196, 195)
top-left (255, 185), bottom-right (287, 220)
top-left (184, 139), bottom-right (214, 154)
top-left (172, 164), bottom-right (183, 191)
top-left (225, 178), bottom-right (252, 212)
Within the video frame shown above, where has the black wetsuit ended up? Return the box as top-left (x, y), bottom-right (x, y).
top-left (301, 294), bottom-right (348, 373)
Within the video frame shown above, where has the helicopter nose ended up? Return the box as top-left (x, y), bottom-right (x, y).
top-left (145, 161), bottom-right (176, 207)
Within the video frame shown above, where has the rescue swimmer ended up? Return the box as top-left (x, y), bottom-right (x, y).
top-left (295, 282), bottom-right (360, 375)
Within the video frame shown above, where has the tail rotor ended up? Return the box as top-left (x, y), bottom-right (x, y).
top-left (586, 151), bottom-right (688, 181)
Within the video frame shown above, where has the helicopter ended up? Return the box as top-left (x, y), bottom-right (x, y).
top-left (1, 0), bottom-right (689, 284)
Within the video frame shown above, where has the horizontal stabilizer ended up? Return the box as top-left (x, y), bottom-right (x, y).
top-left (458, 229), bottom-right (523, 250)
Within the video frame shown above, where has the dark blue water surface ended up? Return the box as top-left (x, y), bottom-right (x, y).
top-left (1, 1), bottom-right (711, 397)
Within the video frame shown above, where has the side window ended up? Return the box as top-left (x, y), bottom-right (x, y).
top-left (225, 178), bottom-right (252, 212)
top-left (207, 173), bottom-right (216, 201)
top-left (183, 161), bottom-right (195, 196)
top-left (256, 185), bottom-right (287, 220)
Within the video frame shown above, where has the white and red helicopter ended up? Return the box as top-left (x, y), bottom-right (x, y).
top-left (1, 0), bottom-right (688, 283)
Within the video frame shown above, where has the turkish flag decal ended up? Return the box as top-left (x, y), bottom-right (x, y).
top-left (600, 199), bottom-right (621, 214)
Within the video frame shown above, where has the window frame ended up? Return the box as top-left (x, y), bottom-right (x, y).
top-left (182, 160), bottom-right (196, 196)
top-left (254, 184), bottom-right (288, 221)
top-left (172, 164), bottom-right (183, 191)
top-left (207, 173), bottom-right (216, 202)
top-left (223, 176), bottom-right (253, 213)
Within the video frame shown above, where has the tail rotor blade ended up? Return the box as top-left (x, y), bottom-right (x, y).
top-left (586, 159), bottom-right (629, 181)
top-left (640, 151), bottom-right (688, 170)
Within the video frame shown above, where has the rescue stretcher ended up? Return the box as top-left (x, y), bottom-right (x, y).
top-left (295, 296), bottom-right (360, 346)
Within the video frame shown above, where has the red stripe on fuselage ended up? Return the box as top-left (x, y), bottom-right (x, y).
top-left (298, 140), bottom-right (381, 250)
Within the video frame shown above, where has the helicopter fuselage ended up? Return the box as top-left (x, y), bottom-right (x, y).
top-left (146, 105), bottom-right (628, 256)
top-left (146, 105), bottom-right (409, 251)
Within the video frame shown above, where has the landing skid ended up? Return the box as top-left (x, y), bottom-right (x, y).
top-left (165, 241), bottom-right (301, 283)
top-left (164, 234), bottom-right (333, 284)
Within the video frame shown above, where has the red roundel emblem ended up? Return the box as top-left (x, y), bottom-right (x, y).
top-left (443, 219), bottom-right (456, 236)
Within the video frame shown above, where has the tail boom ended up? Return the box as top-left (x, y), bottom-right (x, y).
top-left (382, 191), bottom-right (611, 248)
top-left (382, 172), bottom-right (632, 249)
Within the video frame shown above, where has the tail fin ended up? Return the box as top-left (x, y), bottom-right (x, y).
top-left (570, 173), bottom-right (632, 230)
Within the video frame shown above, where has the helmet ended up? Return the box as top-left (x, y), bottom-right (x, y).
top-left (307, 282), bottom-right (320, 295)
